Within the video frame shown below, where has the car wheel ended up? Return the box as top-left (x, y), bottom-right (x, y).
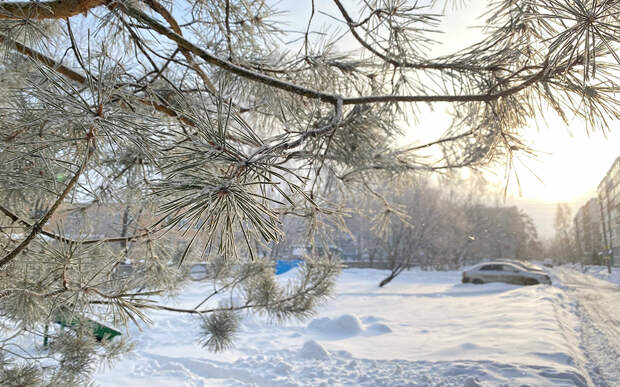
top-left (472, 279), bottom-right (483, 285)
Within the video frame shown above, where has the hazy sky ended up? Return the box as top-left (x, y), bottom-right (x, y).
top-left (277, 0), bottom-right (619, 237)
top-left (429, 2), bottom-right (620, 237)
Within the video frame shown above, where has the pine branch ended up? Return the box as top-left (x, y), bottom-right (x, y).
top-left (0, 132), bottom-right (95, 267)
top-left (0, 33), bottom-right (260, 148)
top-left (119, 3), bottom-right (549, 106)
top-left (331, 0), bottom-right (505, 73)
top-left (141, 0), bottom-right (218, 94)
top-left (0, 205), bottom-right (152, 246)
top-left (0, 0), bottom-right (107, 20)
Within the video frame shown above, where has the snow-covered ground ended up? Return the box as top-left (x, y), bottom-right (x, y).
top-left (565, 264), bottom-right (620, 286)
top-left (552, 266), bottom-right (620, 386)
top-left (94, 266), bottom-right (620, 386)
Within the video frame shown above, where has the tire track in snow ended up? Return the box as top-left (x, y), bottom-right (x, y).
top-left (554, 267), bottom-right (620, 386)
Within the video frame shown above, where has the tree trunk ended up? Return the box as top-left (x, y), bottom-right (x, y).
top-left (379, 273), bottom-right (396, 287)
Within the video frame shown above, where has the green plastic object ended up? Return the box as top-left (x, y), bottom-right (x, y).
top-left (53, 314), bottom-right (122, 342)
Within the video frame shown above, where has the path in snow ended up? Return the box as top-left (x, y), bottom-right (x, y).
top-left (553, 267), bottom-right (620, 386)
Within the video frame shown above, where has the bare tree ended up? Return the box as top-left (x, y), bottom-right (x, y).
top-left (0, 0), bottom-right (618, 383)
top-left (373, 177), bottom-right (449, 286)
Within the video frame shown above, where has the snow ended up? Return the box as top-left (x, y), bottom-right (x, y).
top-left (564, 264), bottom-right (620, 286)
top-left (308, 315), bottom-right (359, 336)
top-left (299, 340), bottom-right (330, 360)
top-left (93, 266), bottom-right (620, 386)
top-left (552, 266), bottom-right (620, 385)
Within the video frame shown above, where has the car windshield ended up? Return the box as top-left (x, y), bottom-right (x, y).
top-left (499, 260), bottom-right (542, 271)
top-left (521, 262), bottom-right (543, 271)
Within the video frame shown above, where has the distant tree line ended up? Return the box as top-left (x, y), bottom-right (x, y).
top-left (271, 175), bottom-right (543, 286)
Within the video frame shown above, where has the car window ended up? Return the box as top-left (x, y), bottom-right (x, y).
top-left (502, 265), bottom-right (519, 272)
top-left (480, 264), bottom-right (501, 271)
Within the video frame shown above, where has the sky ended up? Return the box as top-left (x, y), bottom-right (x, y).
top-left (277, 0), bottom-right (619, 238)
top-left (495, 128), bottom-right (619, 239)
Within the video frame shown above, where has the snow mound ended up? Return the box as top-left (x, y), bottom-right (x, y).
top-left (307, 314), bottom-right (394, 339)
top-left (308, 314), bottom-right (364, 337)
top-left (366, 322), bottom-right (392, 334)
top-left (299, 340), bottom-right (330, 360)
top-left (360, 315), bottom-right (382, 324)
top-left (272, 360), bottom-right (293, 375)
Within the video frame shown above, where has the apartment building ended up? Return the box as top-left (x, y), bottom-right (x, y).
top-left (573, 198), bottom-right (604, 264)
top-left (597, 156), bottom-right (620, 266)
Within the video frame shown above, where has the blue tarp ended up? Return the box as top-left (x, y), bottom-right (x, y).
top-left (275, 259), bottom-right (303, 275)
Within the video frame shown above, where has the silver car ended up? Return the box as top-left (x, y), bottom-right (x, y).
top-left (462, 262), bottom-right (551, 285)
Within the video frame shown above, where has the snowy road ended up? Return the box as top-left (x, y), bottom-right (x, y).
top-left (553, 267), bottom-right (620, 386)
